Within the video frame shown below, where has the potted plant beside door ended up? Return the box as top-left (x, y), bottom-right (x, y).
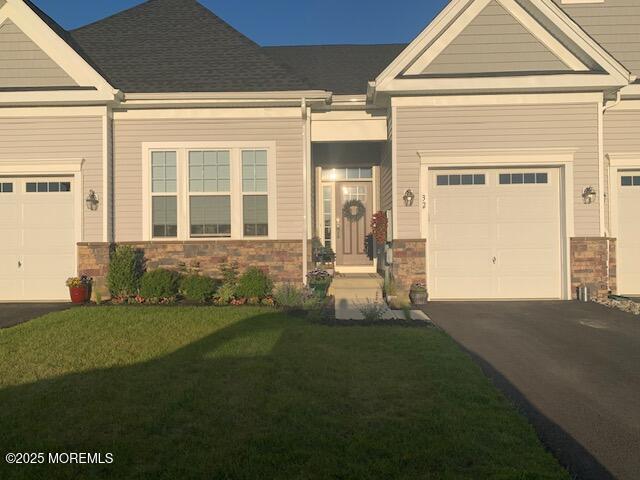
top-left (66, 275), bottom-right (93, 304)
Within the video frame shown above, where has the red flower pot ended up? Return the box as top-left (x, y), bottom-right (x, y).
top-left (69, 286), bottom-right (88, 304)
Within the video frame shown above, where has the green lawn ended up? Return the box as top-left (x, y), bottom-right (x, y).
top-left (0, 307), bottom-right (568, 480)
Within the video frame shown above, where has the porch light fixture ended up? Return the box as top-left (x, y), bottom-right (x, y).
top-left (85, 190), bottom-right (100, 211)
top-left (582, 186), bottom-right (597, 205)
top-left (403, 189), bottom-right (415, 207)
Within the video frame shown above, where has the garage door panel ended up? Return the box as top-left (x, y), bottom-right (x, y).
top-left (431, 196), bottom-right (490, 221)
top-left (433, 249), bottom-right (493, 272)
top-left (0, 177), bottom-right (75, 301)
top-left (496, 222), bottom-right (558, 247)
top-left (428, 168), bottom-right (562, 300)
top-left (496, 276), bottom-right (560, 299)
top-left (496, 196), bottom-right (557, 220)
top-left (497, 248), bottom-right (557, 273)
top-left (433, 276), bottom-right (494, 299)
top-left (432, 223), bottom-right (491, 247)
top-left (617, 172), bottom-right (640, 295)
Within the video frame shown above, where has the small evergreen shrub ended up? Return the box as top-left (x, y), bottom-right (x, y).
top-left (107, 246), bottom-right (143, 298)
top-left (139, 269), bottom-right (180, 303)
top-left (180, 274), bottom-right (218, 303)
top-left (236, 267), bottom-right (273, 299)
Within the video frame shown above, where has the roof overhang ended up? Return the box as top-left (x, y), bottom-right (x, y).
top-left (120, 90), bottom-right (332, 109)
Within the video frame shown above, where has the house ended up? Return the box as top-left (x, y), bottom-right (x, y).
top-left (0, 0), bottom-right (638, 302)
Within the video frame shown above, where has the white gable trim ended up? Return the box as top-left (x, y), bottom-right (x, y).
top-left (404, 0), bottom-right (587, 76)
top-left (375, 0), bottom-right (632, 94)
top-left (1, 0), bottom-right (117, 99)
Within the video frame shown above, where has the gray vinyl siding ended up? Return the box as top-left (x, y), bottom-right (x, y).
top-left (113, 117), bottom-right (304, 241)
top-left (0, 20), bottom-right (77, 88)
top-left (395, 103), bottom-right (600, 239)
top-left (422, 0), bottom-right (568, 75)
top-left (0, 116), bottom-right (103, 241)
top-left (556, 0), bottom-right (640, 75)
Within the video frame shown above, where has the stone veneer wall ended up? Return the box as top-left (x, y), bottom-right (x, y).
top-left (391, 239), bottom-right (427, 294)
top-left (78, 240), bottom-right (304, 298)
top-left (570, 237), bottom-right (616, 300)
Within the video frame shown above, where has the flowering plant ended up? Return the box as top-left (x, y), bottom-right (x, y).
top-left (307, 269), bottom-right (331, 285)
top-left (371, 211), bottom-right (388, 244)
top-left (66, 275), bottom-right (92, 288)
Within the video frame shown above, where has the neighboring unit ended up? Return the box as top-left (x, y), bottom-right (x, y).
top-left (0, 0), bottom-right (638, 301)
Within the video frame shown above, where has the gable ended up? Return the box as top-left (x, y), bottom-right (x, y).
top-left (421, 0), bottom-right (569, 76)
top-left (374, 0), bottom-right (632, 96)
top-left (554, 0), bottom-right (640, 76)
top-left (0, 19), bottom-right (76, 88)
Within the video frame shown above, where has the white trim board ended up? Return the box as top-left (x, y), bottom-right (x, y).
top-left (417, 147), bottom-right (575, 300)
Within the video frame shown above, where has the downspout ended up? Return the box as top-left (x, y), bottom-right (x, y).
top-left (601, 91), bottom-right (622, 295)
top-left (302, 98), bottom-right (309, 285)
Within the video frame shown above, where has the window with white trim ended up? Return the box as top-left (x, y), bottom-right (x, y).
top-left (242, 150), bottom-right (269, 237)
top-left (189, 151), bottom-right (231, 237)
top-left (151, 151), bottom-right (178, 238)
top-left (145, 145), bottom-right (274, 240)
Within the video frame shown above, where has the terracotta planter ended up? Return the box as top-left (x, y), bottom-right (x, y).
top-left (69, 286), bottom-right (89, 304)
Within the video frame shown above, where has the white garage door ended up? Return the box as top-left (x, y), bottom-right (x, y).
top-left (616, 171), bottom-right (640, 295)
top-left (0, 177), bottom-right (76, 301)
top-left (428, 168), bottom-right (563, 300)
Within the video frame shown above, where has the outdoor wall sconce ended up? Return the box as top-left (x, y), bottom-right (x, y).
top-left (403, 189), bottom-right (415, 207)
top-left (85, 190), bottom-right (100, 211)
top-left (582, 186), bottom-right (597, 205)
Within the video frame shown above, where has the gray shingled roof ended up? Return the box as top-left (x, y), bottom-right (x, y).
top-left (26, 0), bottom-right (405, 95)
top-left (69, 0), bottom-right (311, 93)
top-left (264, 44), bottom-right (407, 95)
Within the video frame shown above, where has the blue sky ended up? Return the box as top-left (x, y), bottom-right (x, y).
top-left (33, 0), bottom-right (449, 45)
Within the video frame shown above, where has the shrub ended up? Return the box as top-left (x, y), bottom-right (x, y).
top-left (180, 274), bottom-right (218, 303)
top-left (214, 283), bottom-right (236, 305)
top-left (273, 284), bottom-right (319, 310)
top-left (139, 269), bottom-right (180, 303)
top-left (273, 283), bottom-right (305, 309)
top-left (358, 299), bottom-right (389, 322)
top-left (220, 262), bottom-right (239, 287)
top-left (107, 246), bottom-right (143, 298)
top-left (236, 267), bottom-right (273, 299)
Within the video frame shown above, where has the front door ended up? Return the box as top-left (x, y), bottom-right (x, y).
top-left (335, 182), bottom-right (373, 266)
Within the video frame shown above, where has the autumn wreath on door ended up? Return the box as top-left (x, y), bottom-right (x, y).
top-left (342, 199), bottom-right (366, 222)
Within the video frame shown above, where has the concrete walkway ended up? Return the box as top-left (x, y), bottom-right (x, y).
top-left (330, 274), bottom-right (429, 321)
top-left (330, 273), bottom-right (383, 320)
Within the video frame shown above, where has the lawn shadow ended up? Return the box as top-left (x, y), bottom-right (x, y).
top-left (0, 309), bottom-right (574, 480)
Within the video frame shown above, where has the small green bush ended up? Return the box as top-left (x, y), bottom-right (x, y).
top-left (107, 245), bottom-right (143, 298)
top-left (273, 283), bottom-right (305, 309)
top-left (139, 269), bottom-right (180, 303)
top-left (236, 267), bottom-right (273, 299)
top-left (214, 283), bottom-right (236, 305)
top-left (180, 274), bottom-right (218, 303)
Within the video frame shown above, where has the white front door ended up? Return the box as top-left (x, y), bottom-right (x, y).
top-left (428, 168), bottom-right (563, 300)
top-left (0, 177), bottom-right (76, 301)
top-left (616, 171), bottom-right (640, 295)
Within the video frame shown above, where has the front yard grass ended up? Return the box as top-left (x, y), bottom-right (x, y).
top-left (0, 307), bottom-right (569, 479)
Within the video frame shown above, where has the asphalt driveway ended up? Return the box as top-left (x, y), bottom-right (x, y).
top-left (0, 303), bottom-right (70, 329)
top-left (424, 301), bottom-right (640, 480)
